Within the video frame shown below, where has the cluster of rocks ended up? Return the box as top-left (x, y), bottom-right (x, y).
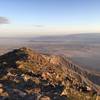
top-left (0, 68), bottom-right (67, 100)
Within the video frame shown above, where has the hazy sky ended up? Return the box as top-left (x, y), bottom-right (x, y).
top-left (0, 0), bottom-right (100, 37)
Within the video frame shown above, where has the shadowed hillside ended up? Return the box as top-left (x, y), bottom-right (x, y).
top-left (0, 47), bottom-right (99, 100)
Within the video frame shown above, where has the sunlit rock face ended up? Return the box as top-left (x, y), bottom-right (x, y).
top-left (0, 47), bottom-right (99, 100)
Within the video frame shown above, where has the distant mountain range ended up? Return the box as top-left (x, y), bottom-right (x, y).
top-left (32, 33), bottom-right (100, 43)
top-left (0, 47), bottom-right (99, 100)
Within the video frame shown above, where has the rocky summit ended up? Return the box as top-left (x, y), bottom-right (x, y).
top-left (0, 47), bottom-right (99, 100)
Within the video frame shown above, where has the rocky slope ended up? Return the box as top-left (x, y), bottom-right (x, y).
top-left (0, 47), bottom-right (99, 100)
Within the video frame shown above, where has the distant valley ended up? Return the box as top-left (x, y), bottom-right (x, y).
top-left (0, 34), bottom-right (100, 73)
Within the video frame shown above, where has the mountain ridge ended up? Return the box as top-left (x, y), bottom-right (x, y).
top-left (0, 47), bottom-right (99, 100)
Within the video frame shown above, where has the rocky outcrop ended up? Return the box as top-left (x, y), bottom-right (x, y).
top-left (0, 47), bottom-right (99, 100)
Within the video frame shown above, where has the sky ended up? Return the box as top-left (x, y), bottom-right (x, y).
top-left (0, 0), bottom-right (100, 37)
